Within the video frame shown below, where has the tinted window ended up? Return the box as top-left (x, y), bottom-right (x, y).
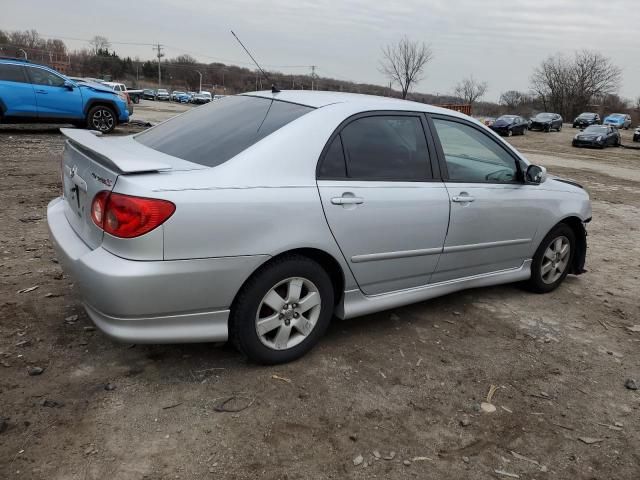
top-left (319, 135), bottom-right (347, 178)
top-left (433, 118), bottom-right (518, 183)
top-left (339, 116), bottom-right (430, 180)
top-left (0, 64), bottom-right (28, 83)
top-left (135, 96), bottom-right (313, 166)
top-left (27, 67), bottom-right (65, 87)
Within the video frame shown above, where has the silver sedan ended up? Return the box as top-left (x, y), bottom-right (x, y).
top-left (47, 91), bottom-right (591, 364)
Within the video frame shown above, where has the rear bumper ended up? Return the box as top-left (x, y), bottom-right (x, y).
top-left (47, 197), bottom-right (268, 344)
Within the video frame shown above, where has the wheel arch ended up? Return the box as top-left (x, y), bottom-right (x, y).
top-left (231, 247), bottom-right (346, 312)
top-left (558, 215), bottom-right (588, 274)
top-left (84, 99), bottom-right (120, 119)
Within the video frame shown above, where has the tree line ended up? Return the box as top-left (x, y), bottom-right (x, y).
top-left (2, 29), bottom-right (638, 120)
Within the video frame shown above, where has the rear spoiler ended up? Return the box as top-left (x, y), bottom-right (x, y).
top-left (60, 128), bottom-right (171, 173)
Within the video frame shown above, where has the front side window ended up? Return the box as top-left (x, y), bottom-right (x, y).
top-left (27, 67), bottom-right (66, 87)
top-left (0, 64), bottom-right (28, 83)
top-left (135, 95), bottom-right (313, 167)
top-left (432, 118), bottom-right (519, 183)
top-left (337, 115), bottom-right (431, 180)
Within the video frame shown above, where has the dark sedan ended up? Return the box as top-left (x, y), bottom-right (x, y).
top-left (572, 125), bottom-right (620, 148)
top-left (142, 89), bottom-right (156, 100)
top-left (490, 115), bottom-right (529, 136)
top-left (573, 112), bottom-right (600, 128)
top-left (530, 112), bottom-right (563, 132)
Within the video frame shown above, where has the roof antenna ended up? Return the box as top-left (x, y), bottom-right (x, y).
top-left (231, 30), bottom-right (280, 93)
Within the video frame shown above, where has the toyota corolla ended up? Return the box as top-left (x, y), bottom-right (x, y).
top-left (47, 91), bottom-right (591, 364)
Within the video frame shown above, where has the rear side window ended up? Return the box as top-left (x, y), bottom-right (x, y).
top-left (338, 115), bottom-right (431, 180)
top-left (319, 135), bottom-right (347, 178)
top-left (0, 64), bottom-right (28, 83)
top-left (135, 96), bottom-right (313, 167)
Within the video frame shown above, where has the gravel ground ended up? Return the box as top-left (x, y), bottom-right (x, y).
top-left (1, 110), bottom-right (639, 479)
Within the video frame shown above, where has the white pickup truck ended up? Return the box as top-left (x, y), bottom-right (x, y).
top-left (102, 82), bottom-right (144, 104)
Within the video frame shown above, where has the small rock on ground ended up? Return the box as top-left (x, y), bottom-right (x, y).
top-left (624, 379), bottom-right (638, 390)
top-left (353, 454), bottom-right (363, 466)
top-left (27, 366), bottom-right (44, 376)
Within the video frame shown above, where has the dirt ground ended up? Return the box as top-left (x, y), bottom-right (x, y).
top-left (1, 106), bottom-right (639, 480)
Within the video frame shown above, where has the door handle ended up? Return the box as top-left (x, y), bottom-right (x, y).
top-left (451, 195), bottom-right (475, 203)
top-left (331, 196), bottom-right (364, 205)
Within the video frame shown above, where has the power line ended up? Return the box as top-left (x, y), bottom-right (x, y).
top-left (35, 33), bottom-right (314, 69)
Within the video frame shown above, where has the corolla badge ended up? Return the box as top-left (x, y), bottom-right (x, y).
top-left (91, 172), bottom-right (113, 187)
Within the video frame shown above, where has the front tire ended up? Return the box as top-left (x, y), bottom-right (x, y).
top-left (87, 105), bottom-right (116, 133)
top-left (526, 224), bottom-right (575, 293)
top-left (230, 255), bottom-right (335, 364)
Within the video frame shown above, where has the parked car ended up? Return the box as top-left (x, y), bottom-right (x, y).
top-left (102, 81), bottom-right (134, 115)
top-left (142, 89), bottom-right (156, 100)
top-left (47, 91), bottom-right (591, 364)
top-left (529, 112), bottom-right (563, 132)
top-left (102, 81), bottom-right (144, 104)
top-left (0, 57), bottom-right (129, 133)
top-left (155, 88), bottom-right (170, 101)
top-left (633, 126), bottom-right (640, 142)
top-left (572, 112), bottom-right (600, 128)
top-left (482, 116), bottom-right (495, 127)
top-left (490, 115), bottom-right (529, 137)
top-left (192, 91), bottom-right (212, 104)
top-left (175, 92), bottom-right (191, 103)
top-left (603, 113), bottom-right (632, 130)
top-left (170, 90), bottom-right (186, 101)
top-left (572, 125), bottom-right (620, 148)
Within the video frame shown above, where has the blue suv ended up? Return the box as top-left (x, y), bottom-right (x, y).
top-left (0, 58), bottom-right (129, 133)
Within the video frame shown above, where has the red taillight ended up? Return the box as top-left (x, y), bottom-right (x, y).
top-left (91, 192), bottom-right (175, 238)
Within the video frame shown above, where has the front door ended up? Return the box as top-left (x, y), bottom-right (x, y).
top-left (317, 113), bottom-right (450, 295)
top-left (26, 66), bottom-right (83, 120)
top-left (429, 115), bottom-right (543, 283)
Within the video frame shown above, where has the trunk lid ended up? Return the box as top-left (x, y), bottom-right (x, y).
top-left (61, 138), bottom-right (118, 249)
top-left (59, 129), bottom-right (201, 249)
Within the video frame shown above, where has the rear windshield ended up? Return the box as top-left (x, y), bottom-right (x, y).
top-left (135, 95), bottom-right (313, 167)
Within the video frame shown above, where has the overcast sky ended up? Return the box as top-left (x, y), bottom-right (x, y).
top-left (3, 0), bottom-right (639, 101)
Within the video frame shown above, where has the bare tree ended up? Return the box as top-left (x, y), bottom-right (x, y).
top-left (499, 90), bottom-right (525, 110)
top-left (380, 37), bottom-right (433, 99)
top-left (89, 35), bottom-right (111, 54)
top-left (453, 76), bottom-right (488, 105)
top-left (531, 50), bottom-right (621, 119)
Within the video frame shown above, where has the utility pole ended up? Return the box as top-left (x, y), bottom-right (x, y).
top-left (153, 43), bottom-right (164, 87)
top-left (310, 65), bottom-right (316, 91)
top-left (195, 70), bottom-right (202, 93)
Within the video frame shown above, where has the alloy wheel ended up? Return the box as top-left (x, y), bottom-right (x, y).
top-left (541, 236), bottom-right (570, 284)
top-left (91, 108), bottom-right (115, 132)
top-left (255, 277), bottom-right (321, 351)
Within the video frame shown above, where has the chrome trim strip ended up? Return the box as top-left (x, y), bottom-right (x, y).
top-left (443, 238), bottom-right (531, 254)
top-left (351, 247), bottom-right (443, 264)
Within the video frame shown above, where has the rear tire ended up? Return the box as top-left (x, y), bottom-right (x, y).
top-left (230, 254), bottom-right (335, 364)
top-left (86, 105), bottom-right (117, 133)
top-left (526, 223), bottom-right (575, 293)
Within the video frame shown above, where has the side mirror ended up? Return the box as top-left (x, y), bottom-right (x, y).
top-left (63, 80), bottom-right (75, 90)
top-left (526, 164), bottom-right (547, 184)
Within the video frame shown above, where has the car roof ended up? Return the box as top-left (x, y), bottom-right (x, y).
top-left (242, 90), bottom-right (471, 118)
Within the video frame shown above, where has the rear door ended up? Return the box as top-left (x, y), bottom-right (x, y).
top-left (25, 66), bottom-right (83, 120)
top-left (428, 114), bottom-right (543, 283)
top-left (0, 63), bottom-right (36, 117)
top-left (317, 113), bottom-right (450, 295)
